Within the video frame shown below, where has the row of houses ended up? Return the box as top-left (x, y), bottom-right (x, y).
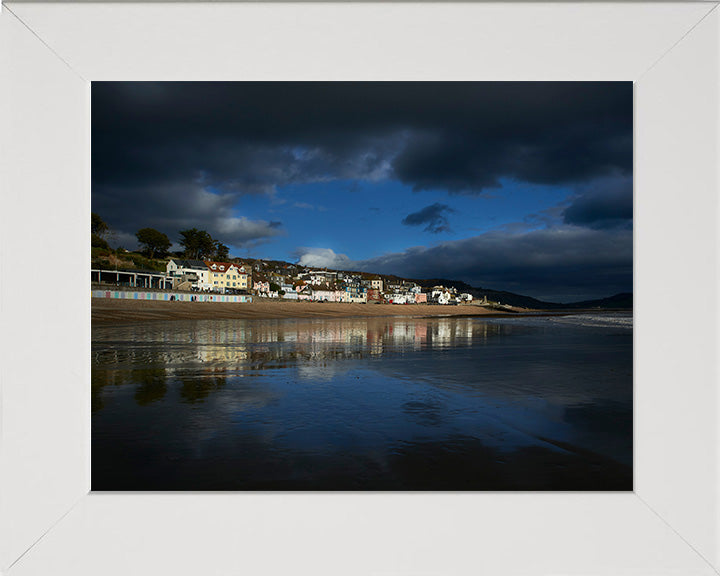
top-left (385, 287), bottom-right (473, 306)
top-left (265, 269), bottom-right (473, 305)
top-left (116, 259), bottom-right (476, 305)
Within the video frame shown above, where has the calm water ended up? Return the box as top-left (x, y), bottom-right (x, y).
top-left (92, 313), bottom-right (633, 490)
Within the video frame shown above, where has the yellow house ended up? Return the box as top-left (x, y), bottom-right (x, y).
top-left (204, 261), bottom-right (253, 293)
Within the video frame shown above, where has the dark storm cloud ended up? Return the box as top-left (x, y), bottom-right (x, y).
top-left (94, 82), bottom-right (631, 192)
top-left (354, 226), bottom-right (632, 302)
top-left (402, 203), bottom-right (455, 233)
top-left (563, 176), bottom-right (633, 229)
top-left (93, 82), bottom-right (632, 244)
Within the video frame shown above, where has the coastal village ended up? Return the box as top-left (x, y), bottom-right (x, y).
top-left (89, 215), bottom-right (517, 310)
top-left (92, 257), bottom-right (480, 306)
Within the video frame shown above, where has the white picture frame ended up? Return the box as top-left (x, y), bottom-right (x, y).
top-left (1, 2), bottom-right (718, 574)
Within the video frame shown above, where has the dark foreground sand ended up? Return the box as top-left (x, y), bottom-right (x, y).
top-left (92, 298), bottom-right (516, 324)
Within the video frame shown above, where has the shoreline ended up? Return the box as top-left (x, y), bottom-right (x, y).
top-left (92, 298), bottom-right (523, 325)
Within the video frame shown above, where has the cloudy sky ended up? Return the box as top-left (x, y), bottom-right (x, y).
top-left (92, 82), bottom-right (632, 302)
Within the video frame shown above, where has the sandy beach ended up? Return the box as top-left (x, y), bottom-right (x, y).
top-left (92, 298), bottom-right (515, 324)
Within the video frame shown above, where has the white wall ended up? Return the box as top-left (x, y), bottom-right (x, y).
top-left (0, 7), bottom-right (89, 571)
top-left (635, 7), bottom-right (720, 569)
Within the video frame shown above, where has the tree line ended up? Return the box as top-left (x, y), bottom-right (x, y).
top-left (92, 213), bottom-right (230, 261)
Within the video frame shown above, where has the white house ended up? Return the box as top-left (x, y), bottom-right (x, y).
top-left (341, 285), bottom-right (367, 303)
top-left (166, 259), bottom-right (210, 290)
top-left (387, 293), bottom-right (409, 305)
top-left (304, 270), bottom-right (337, 285)
top-left (431, 289), bottom-right (452, 305)
top-left (312, 289), bottom-right (338, 302)
top-left (254, 281), bottom-right (270, 295)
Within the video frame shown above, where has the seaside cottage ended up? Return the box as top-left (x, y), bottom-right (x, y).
top-left (280, 283), bottom-right (298, 299)
top-left (166, 259), bottom-right (211, 291)
top-left (204, 261), bottom-right (252, 293)
top-left (167, 258), bottom-right (205, 275)
top-left (312, 289), bottom-right (337, 302)
top-left (342, 285), bottom-right (368, 303)
top-left (430, 289), bottom-right (452, 305)
top-left (305, 270), bottom-right (338, 285)
top-left (366, 288), bottom-right (382, 302)
top-left (253, 280), bottom-right (271, 295)
top-left (387, 293), bottom-right (408, 305)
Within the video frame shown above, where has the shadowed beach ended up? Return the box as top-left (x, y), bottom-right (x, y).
top-left (92, 298), bottom-right (516, 324)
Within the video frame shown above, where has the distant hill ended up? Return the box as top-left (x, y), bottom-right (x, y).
top-left (561, 292), bottom-right (633, 310)
top-left (413, 278), bottom-right (632, 310)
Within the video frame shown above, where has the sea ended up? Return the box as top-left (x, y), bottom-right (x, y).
top-left (92, 312), bottom-right (633, 490)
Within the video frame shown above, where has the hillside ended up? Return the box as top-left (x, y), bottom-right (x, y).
top-left (562, 292), bottom-right (633, 310)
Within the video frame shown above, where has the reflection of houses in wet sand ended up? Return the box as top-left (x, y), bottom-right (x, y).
top-left (455, 319), bottom-right (475, 339)
top-left (192, 344), bottom-right (250, 365)
top-left (435, 319), bottom-right (452, 344)
top-left (385, 320), bottom-right (428, 349)
top-left (93, 318), bottom-right (507, 386)
top-left (426, 318), bottom-right (477, 347)
top-left (414, 322), bottom-right (427, 342)
top-left (366, 325), bottom-right (384, 355)
top-left (474, 321), bottom-right (500, 344)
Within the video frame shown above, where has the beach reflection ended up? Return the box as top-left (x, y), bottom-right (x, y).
top-left (93, 317), bottom-right (498, 364)
top-left (92, 315), bottom-right (632, 490)
top-left (92, 317), bottom-right (506, 390)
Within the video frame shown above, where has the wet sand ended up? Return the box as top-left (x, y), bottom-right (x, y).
top-left (92, 298), bottom-right (515, 324)
top-left (92, 314), bottom-right (632, 490)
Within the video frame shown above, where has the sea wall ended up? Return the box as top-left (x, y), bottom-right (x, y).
top-left (91, 290), bottom-right (252, 303)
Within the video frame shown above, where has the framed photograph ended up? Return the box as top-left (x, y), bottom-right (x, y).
top-left (89, 79), bottom-right (634, 494)
top-left (1, 2), bottom-right (718, 575)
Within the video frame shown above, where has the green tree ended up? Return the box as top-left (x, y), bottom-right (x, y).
top-left (91, 213), bottom-right (108, 237)
top-left (214, 241), bottom-right (230, 261)
top-left (91, 234), bottom-right (110, 250)
top-left (91, 213), bottom-right (110, 249)
top-left (179, 228), bottom-right (215, 260)
top-left (136, 228), bottom-right (171, 259)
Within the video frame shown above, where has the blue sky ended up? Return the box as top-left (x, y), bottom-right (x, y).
top-left (92, 82), bottom-right (632, 302)
top-left (232, 178), bottom-right (573, 262)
